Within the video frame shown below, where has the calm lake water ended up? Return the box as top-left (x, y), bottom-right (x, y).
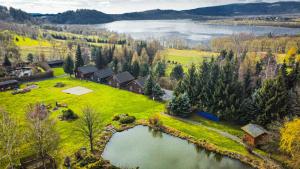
top-left (96, 19), bottom-right (300, 45)
top-left (102, 126), bottom-right (252, 169)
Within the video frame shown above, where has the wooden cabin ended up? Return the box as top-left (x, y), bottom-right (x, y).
top-left (108, 71), bottom-right (134, 89)
top-left (76, 66), bottom-right (97, 79)
top-left (92, 67), bottom-right (114, 84)
top-left (126, 77), bottom-right (146, 94)
top-left (20, 154), bottom-right (56, 169)
top-left (47, 60), bottom-right (64, 68)
top-left (0, 80), bottom-right (19, 91)
top-left (241, 123), bottom-right (269, 147)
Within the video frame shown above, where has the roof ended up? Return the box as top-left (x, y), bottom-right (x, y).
top-left (114, 71), bottom-right (134, 84)
top-left (78, 66), bottom-right (98, 74)
top-left (241, 123), bottom-right (268, 138)
top-left (134, 77), bottom-right (146, 88)
top-left (0, 80), bottom-right (19, 86)
top-left (94, 67), bottom-right (114, 79)
top-left (47, 60), bottom-right (64, 65)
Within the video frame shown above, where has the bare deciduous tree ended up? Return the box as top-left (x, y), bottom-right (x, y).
top-left (0, 109), bottom-right (21, 169)
top-left (75, 106), bottom-right (101, 153)
top-left (26, 103), bottom-right (59, 168)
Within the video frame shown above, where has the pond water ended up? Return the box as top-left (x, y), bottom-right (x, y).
top-left (102, 125), bottom-right (253, 169)
top-left (96, 19), bottom-right (300, 45)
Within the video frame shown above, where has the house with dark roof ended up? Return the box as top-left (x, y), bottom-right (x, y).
top-left (47, 60), bottom-right (64, 68)
top-left (76, 66), bottom-right (98, 79)
top-left (241, 123), bottom-right (269, 147)
top-left (108, 71), bottom-right (134, 88)
top-left (126, 77), bottom-right (146, 94)
top-left (92, 67), bottom-right (114, 84)
top-left (0, 80), bottom-right (19, 91)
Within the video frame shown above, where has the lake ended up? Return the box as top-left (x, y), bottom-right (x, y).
top-left (102, 126), bottom-right (252, 169)
top-left (96, 20), bottom-right (300, 46)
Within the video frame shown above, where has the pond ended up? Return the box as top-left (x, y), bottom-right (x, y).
top-left (96, 19), bottom-right (300, 46)
top-left (102, 125), bottom-right (253, 169)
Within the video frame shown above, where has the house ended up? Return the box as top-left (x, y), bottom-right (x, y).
top-left (126, 77), bottom-right (146, 94)
top-left (76, 66), bottom-right (97, 79)
top-left (47, 60), bottom-right (64, 68)
top-left (20, 154), bottom-right (56, 169)
top-left (108, 71), bottom-right (134, 88)
top-left (0, 80), bottom-right (19, 91)
top-left (241, 123), bottom-right (269, 147)
top-left (92, 67), bottom-right (114, 84)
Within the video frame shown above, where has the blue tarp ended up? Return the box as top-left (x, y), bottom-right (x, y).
top-left (196, 111), bottom-right (219, 122)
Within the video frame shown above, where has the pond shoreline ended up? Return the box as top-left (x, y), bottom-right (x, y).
top-left (97, 120), bottom-right (281, 169)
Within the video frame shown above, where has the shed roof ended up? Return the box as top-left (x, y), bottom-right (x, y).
top-left (0, 80), bottom-right (18, 86)
top-left (78, 66), bottom-right (98, 75)
top-left (114, 71), bottom-right (134, 84)
top-left (241, 123), bottom-right (268, 138)
top-left (94, 67), bottom-right (114, 79)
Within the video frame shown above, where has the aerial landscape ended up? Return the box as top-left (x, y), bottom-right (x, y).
top-left (0, 0), bottom-right (300, 169)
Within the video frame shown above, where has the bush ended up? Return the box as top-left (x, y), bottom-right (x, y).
top-left (62, 109), bottom-right (78, 120)
top-left (112, 114), bottom-right (120, 121)
top-left (54, 82), bottom-right (66, 88)
top-left (79, 155), bottom-right (97, 167)
top-left (149, 115), bottom-right (163, 128)
top-left (119, 116), bottom-right (136, 124)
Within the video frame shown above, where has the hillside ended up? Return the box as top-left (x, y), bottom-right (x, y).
top-left (1, 1), bottom-right (300, 24)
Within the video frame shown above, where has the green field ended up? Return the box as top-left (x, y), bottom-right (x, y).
top-left (0, 77), bottom-right (256, 167)
top-left (162, 49), bottom-right (219, 75)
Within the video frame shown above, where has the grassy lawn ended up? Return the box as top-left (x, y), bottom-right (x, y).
top-left (190, 115), bottom-right (244, 138)
top-left (52, 67), bottom-right (66, 77)
top-left (162, 49), bottom-right (219, 75)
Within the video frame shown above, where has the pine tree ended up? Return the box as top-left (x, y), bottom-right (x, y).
top-left (75, 45), bottom-right (84, 70)
top-left (122, 61), bottom-right (130, 72)
top-left (140, 63), bottom-right (149, 77)
top-left (95, 48), bottom-right (104, 69)
top-left (152, 83), bottom-right (165, 100)
top-left (153, 61), bottom-right (166, 78)
top-left (111, 58), bottom-right (118, 73)
top-left (243, 68), bottom-right (252, 98)
top-left (167, 93), bottom-right (191, 117)
top-left (3, 54), bottom-right (11, 67)
top-left (131, 61), bottom-right (140, 78)
top-left (27, 53), bottom-right (34, 63)
top-left (140, 48), bottom-right (149, 64)
top-left (182, 64), bottom-right (198, 106)
top-left (170, 64), bottom-right (184, 80)
top-left (144, 75), bottom-right (155, 96)
top-left (63, 54), bottom-right (74, 77)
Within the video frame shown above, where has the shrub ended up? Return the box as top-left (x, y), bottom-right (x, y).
top-left (64, 156), bottom-right (71, 167)
top-left (119, 116), bottom-right (136, 124)
top-left (62, 109), bottom-right (78, 120)
top-left (79, 155), bottom-right (97, 167)
top-left (149, 115), bottom-right (163, 128)
top-left (112, 114), bottom-right (120, 121)
top-left (54, 82), bottom-right (66, 88)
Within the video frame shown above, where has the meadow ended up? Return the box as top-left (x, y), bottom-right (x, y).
top-left (162, 49), bottom-right (219, 75)
top-left (0, 76), bottom-right (255, 167)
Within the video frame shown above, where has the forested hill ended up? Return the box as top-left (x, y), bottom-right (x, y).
top-left (1, 1), bottom-right (300, 24)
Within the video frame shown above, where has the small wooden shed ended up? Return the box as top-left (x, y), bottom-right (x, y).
top-left (241, 123), bottom-right (269, 147)
top-left (107, 71), bottom-right (134, 88)
top-left (126, 77), bottom-right (146, 94)
top-left (92, 67), bottom-right (114, 84)
top-left (76, 66), bottom-right (97, 79)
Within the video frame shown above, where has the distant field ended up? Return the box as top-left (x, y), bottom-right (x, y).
top-left (162, 49), bottom-right (219, 75)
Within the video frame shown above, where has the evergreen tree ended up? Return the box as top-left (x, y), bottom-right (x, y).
top-left (243, 68), bottom-right (252, 98)
top-left (111, 58), bottom-right (118, 73)
top-left (281, 60), bottom-right (288, 88)
top-left (122, 61), bottom-right (130, 72)
top-left (153, 61), bottom-right (166, 78)
top-left (245, 76), bottom-right (288, 127)
top-left (182, 64), bottom-right (198, 106)
top-left (131, 61), bottom-right (140, 78)
top-left (91, 47), bottom-right (97, 61)
top-left (140, 48), bottom-right (149, 64)
top-left (140, 63), bottom-right (149, 77)
top-left (167, 93), bottom-right (191, 117)
top-left (75, 45), bottom-right (84, 70)
top-left (3, 54), bottom-right (11, 67)
top-left (144, 75), bottom-right (155, 96)
top-left (170, 64), bottom-right (184, 80)
top-left (63, 54), bottom-right (74, 77)
top-left (27, 53), bottom-right (34, 63)
top-left (219, 50), bottom-right (227, 60)
top-left (152, 83), bottom-right (165, 100)
top-left (95, 48), bottom-right (104, 69)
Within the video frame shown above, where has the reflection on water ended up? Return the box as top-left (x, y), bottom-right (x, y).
top-left (102, 125), bottom-right (253, 169)
top-left (96, 19), bottom-right (300, 45)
